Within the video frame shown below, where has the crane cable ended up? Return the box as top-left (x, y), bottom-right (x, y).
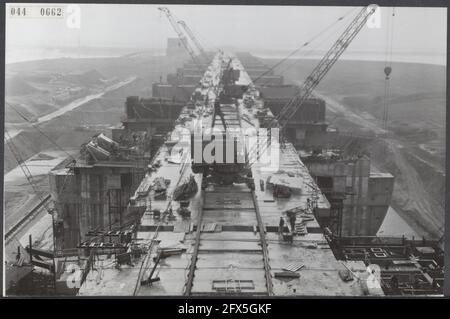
top-left (6, 102), bottom-right (77, 161)
top-left (382, 8), bottom-right (395, 130)
top-left (5, 128), bottom-right (49, 206)
top-left (5, 128), bottom-right (56, 248)
top-left (258, 8), bottom-right (356, 88)
top-left (161, 8), bottom-right (204, 73)
top-left (5, 125), bottom-right (73, 204)
top-left (252, 7), bottom-right (359, 85)
top-left (5, 127), bottom-right (75, 243)
top-left (246, 5), bottom-right (378, 168)
top-left (158, 9), bottom-right (164, 82)
top-left (5, 102), bottom-right (78, 251)
top-left (194, 25), bottom-right (220, 54)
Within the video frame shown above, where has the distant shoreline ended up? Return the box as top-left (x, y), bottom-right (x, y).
top-left (255, 52), bottom-right (446, 66)
top-left (5, 47), bottom-right (164, 65)
top-left (6, 51), bottom-right (446, 67)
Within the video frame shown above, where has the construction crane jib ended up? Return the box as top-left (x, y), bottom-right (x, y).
top-left (158, 7), bottom-right (201, 68)
top-left (247, 4), bottom-right (378, 168)
top-left (177, 20), bottom-right (208, 61)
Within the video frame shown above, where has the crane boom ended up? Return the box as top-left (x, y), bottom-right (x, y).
top-left (275, 5), bottom-right (377, 128)
top-left (158, 7), bottom-right (201, 69)
top-left (178, 20), bottom-right (208, 61)
top-left (247, 5), bottom-right (377, 167)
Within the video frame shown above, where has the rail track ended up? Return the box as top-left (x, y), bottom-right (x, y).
top-left (184, 184), bottom-right (273, 296)
top-left (184, 100), bottom-right (273, 296)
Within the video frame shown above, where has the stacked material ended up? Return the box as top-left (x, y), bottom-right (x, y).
top-left (177, 200), bottom-right (191, 218)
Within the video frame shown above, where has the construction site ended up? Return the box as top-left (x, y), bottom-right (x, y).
top-left (4, 5), bottom-right (445, 297)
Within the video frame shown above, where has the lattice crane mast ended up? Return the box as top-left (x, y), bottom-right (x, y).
top-left (177, 20), bottom-right (209, 62)
top-left (158, 7), bottom-right (201, 69)
top-left (246, 4), bottom-right (378, 168)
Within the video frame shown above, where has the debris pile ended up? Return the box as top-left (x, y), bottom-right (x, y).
top-left (153, 177), bottom-right (171, 199)
top-left (177, 200), bottom-right (191, 218)
top-left (173, 175), bottom-right (198, 201)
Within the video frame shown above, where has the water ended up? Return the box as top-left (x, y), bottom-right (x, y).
top-left (35, 76), bottom-right (137, 124)
top-left (7, 47), bottom-right (446, 66)
top-left (5, 46), bottom-right (159, 64)
top-left (255, 51), bottom-right (446, 66)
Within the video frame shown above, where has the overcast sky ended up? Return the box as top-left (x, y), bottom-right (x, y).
top-left (6, 4), bottom-right (447, 55)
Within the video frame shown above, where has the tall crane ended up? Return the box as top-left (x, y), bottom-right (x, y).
top-left (177, 20), bottom-right (209, 62)
top-left (158, 7), bottom-right (202, 69)
top-left (247, 4), bottom-right (378, 168)
top-left (382, 7), bottom-right (396, 131)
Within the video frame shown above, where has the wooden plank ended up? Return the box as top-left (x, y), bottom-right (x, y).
top-left (274, 271), bottom-right (300, 278)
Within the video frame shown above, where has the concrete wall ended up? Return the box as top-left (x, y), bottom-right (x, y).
top-left (285, 124), bottom-right (328, 146)
top-left (177, 67), bottom-right (204, 77)
top-left (265, 97), bottom-right (328, 146)
top-left (367, 174), bottom-right (395, 206)
top-left (304, 157), bottom-right (394, 236)
top-left (50, 165), bottom-right (144, 250)
top-left (259, 85), bottom-right (297, 99)
top-left (180, 75), bottom-right (202, 85)
top-left (50, 171), bottom-right (80, 251)
top-left (253, 76), bottom-right (284, 86)
top-left (125, 96), bottom-right (184, 120)
top-left (152, 83), bottom-right (196, 102)
top-left (246, 68), bottom-right (274, 77)
top-left (267, 98), bottom-right (326, 123)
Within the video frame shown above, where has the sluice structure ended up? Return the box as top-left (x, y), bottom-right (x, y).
top-left (5, 6), bottom-right (444, 294)
top-left (5, 49), bottom-right (443, 296)
top-left (74, 52), bottom-right (375, 296)
top-left (32, 50), bottom-right (440, 297)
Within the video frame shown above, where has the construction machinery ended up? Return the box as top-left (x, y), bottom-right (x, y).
top-left (158, 7), bottom-right (202, 69)
top-left (382, 8), bottom-right (396, 130)
top-left (192, 4), bottom-right (377, 192)
top-left (177, 20), bottom-right (209, 63)
top-left (190, 56), bottom-right (255, 190)
top-left (246, 5), bottom-right (378, 168)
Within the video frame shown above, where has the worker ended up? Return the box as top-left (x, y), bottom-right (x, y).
top-left (278, 217), bottom-right (285, 234)
top-left (390, 275), bottom-right (399, 290)
top-left (212, 99), bottom-right (227, 129)
top-left (289, 213), bottom-right (296, 233)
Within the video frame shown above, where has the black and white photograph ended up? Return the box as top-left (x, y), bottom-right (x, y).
top-left (2, 2), bottom-right (447, 299)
